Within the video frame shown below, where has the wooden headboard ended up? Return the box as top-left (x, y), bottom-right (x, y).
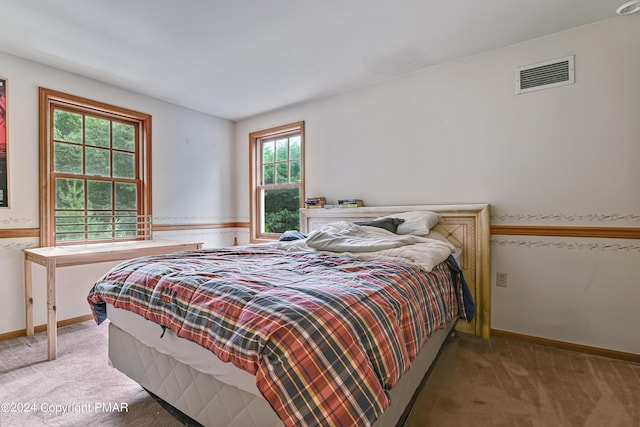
top-left (300, 204), bottom-right (491, 338)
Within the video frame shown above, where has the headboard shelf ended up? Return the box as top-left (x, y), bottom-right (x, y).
top-left (300, 204), bottom-right (491, 338)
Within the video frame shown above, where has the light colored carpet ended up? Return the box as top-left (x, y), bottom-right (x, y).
top-left (405, 333), bottom-right (640, 427)
top-left (1, 322), bottom-right (638, 426)
top-left (0, 321), bottom-right (183, 427)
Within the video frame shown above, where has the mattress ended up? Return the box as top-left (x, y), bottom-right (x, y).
top-left (108, 304), bottom-right (261, 396)
top-left (108, 313), bottom-right (455, 427)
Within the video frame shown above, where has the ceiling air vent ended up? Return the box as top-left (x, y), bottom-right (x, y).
top-left (516, 56), bottom-right (574, 94)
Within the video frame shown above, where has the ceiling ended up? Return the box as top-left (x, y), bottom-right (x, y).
top-left (0, 0), bottom-right (626, 121)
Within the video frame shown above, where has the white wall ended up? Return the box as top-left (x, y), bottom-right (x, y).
top-left (235, 17), bottom-right (640, 354)
top-left (0, 52), bottom-right (237, 335)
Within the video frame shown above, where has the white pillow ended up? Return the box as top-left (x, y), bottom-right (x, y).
top-left (382, 210), bottom-right (441, 236)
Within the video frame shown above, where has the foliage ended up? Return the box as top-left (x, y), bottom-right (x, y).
top-left (52, 109), bottom-right (138, 242)
top-left (261, 135), bottom-right (302, 234)
top-left (264, 187), bottom-right (300, 233)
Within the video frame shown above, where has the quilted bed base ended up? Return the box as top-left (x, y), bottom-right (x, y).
top-left (108, 321), bottom-right (454, 426)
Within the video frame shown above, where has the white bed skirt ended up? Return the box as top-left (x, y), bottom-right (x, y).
top-left (107, 310), bottom-right (454, 427)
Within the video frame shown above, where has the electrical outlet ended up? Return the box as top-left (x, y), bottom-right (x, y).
top-left (496, 272), bottom-right (508, 287)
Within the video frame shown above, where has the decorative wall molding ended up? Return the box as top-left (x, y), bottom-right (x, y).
top-left (491, 237), bottom-right (640, 253)
top-left (491, 225), bottom-right (640, 240)
top-left (0, 228), bottom-right (39, 239)
top-left (8, 212), bottom-right (638, 226)
top-left (3, 222), bottom-right (639, 242)
top-left (0, 217), bottom-right (37, 226)
top-left (3, 220), bottom-right (638, 244)
top-left (0, 222), bottom-right (251, 240)
top-left (1, 241), bottom-right (37, 251)
top-left (491, 212), bottom-right (640, 225)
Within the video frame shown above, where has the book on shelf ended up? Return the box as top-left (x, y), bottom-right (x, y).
top-left (337, 199), bottom-right (363, 208)
top-left (305, 196), bottom-right (326, 208)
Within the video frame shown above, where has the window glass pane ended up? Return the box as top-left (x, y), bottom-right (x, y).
top-left (113, 151), bottom-right (135, 178)
top-left (115, 183), bottom-right (137, 210)
top-left (55, 211), bottom-right (85, 242)
top-left (53, 110), bottom-right (83, 144)
top-left (86, 147), bottom-right (111, 177)
top-left (275, 139), bottom-right (288, 162)
top-left (85, 116), bottom-right (110, 147)
top-left (87, 230), bottom-right (110, 240)
top-left (54, 142), bottom-right (83, 174)
top-left (289, 136), bottom-right (301, 160)
top-left (87, 215), bottom-right (113, 240)
top-left (86, 212), bottom-right (114, 240)
top-left (55, 178), bottom-right (85, 209)
top-left (290, 160), bottom-right (301, 182)
top-left (113, 122), bottom-right (135, 152)
top-left (87, 180), bottom-right (112, 210)
top-left (276, 162), bottom-right (288, 184)
top-left (115, 212), bottom-right (138, 238)
top-left (263, 164), bottom-right (274, 185)
top-left (261, 187), bottom-right (300, 233)
top-left (56, 228), bottom-right (85, 241)
top-left (262, 140), bottom-right (274, 163)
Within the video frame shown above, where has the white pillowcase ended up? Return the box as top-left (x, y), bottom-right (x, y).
top-left (382, 210), bottom-right (441, 236)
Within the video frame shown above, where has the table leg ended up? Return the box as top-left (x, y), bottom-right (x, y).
top-left (24, 256), bottom-right (34, 336)
top-left (46, 259), bottom-right (57, 361)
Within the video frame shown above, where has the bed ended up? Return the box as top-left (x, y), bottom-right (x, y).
top-left (88, 204), bottom-right (490, 427)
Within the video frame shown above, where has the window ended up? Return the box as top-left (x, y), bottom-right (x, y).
top-left (39, 88), bottom-right (152, 246)
top-left (249, 121), bottom-right (304, 242)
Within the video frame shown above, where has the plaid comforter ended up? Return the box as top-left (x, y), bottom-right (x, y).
top-left (88, 246), bottom-right (473, 426)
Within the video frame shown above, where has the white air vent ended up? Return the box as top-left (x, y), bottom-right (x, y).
top-left (516, 56), bottom-right (574, 94)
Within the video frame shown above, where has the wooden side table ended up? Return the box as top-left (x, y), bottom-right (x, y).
top-left (23, 240), bottom-right (203, 360)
